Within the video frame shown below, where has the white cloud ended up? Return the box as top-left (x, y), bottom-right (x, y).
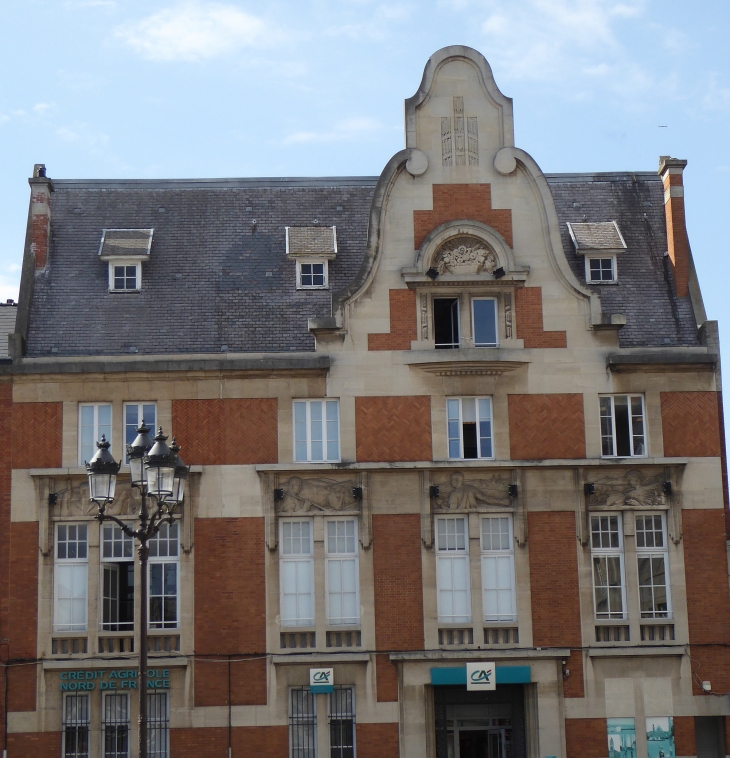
top-left (0, 269), bottom-right (20, 304)
top-left (115, 2), bottom-right (279, 61)
top-left (282, 117), bottom-right (385, 145)
top-left (56, 123), bottom-right (110, 154)
top-left (33, 103), bottom-right (53, 114)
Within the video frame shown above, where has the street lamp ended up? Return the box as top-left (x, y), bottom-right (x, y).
top-left (86, 422), bottom-right (188, 758)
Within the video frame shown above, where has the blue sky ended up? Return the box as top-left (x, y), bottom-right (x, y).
top-left (1, 0), bottom-right (729, 371)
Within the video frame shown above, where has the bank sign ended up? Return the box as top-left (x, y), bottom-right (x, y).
top-left (60, 669), bottom-right (171, 692)
top-left (466, 662), bottom-right (496, 691)
top-left (309, 668), bottom-right (334, 694)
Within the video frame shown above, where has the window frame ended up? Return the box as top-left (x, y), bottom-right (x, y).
top-left (325, 518), bottom-right (360, 627)
top-left (147, 691), bottom-right (169, 758)
top-left (123, 402), bottom-right (157, 463)
top-left (635, 512), bottom-right (672, 620)
top-left (54, 522), bottom-right (89, 633)
top-left (289, 686), bottom-right (317, 758)
top-left (433, 296), bottom-right (461, 349)
top-left (108, 261), bottom-right (141, 293)
top-left (590, 513), bottom-right (627, 621)
top-left (480, 515), bottom-right (517, 623)
top-left (148, 522), bottom-right (180, 631)
top-left (280, 518), bottom-right (316, 628)
top-left (599, 394), bottom-right (647, 458)
top-left (328, 686), bottom-right (356, 758)
top-left (100, 523), bottom-right (135, 633)
top-left (102, 691), bottom-right (130, 758)
top-left (435, 516), bottom-right (472, 624)
top-left (585, 255), bottom-right (617, 284)
top-left (62, 692), bottom-right (90, 758)
top-left (446, 396), bottom-right (494, 460)
top-left (296, 258), bottom-right (329, 290)
top-left (293, 399), bottom-right (341, 463)
top-left (79, 403), bottom-right (112, 466)
top-left (471, 296), bottom-right (499, 347)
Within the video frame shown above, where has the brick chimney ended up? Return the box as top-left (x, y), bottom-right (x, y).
top-left (28, 163), bottom-right (53, 269)
top-left (659, 156), bottom-right (689, 297)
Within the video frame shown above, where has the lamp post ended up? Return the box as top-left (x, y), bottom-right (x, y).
top-left (86, 422), bottom-right (188, 758)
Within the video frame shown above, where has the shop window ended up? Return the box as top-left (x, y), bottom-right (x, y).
top-left (55, 523), bottom-right (88, 633)
top-left (149, 523), bottom-right (179, 630)
top-left (79, 403), bottom-right (112, 465)
top-left (63, 693), bottom-right (90, 758)
top-left (101, 524), bottom-right (134, 632)
top-left (600, 395), bottom-right (646, 457)
top-left (294, 399), bottom-right (340, 462)
top-left (447, 397), bottom-right (493, 459)
top-left (434, 297), bottom-right (460, 349)
top-left (326, 520), bottom-right (359, 626)
top-left (636, 513), bottom-right (671, 619)
top-left (280, 520), bottom-right (315, 627)
top-left (436, 517), bottom-right (472, 624)
top-left (591, 514), bottom-right (627, 620)
top-left (481, 516), bottom-right (516, 622)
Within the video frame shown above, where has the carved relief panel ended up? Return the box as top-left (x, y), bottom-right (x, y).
top-left (431, 235), bottom-right (499, 276)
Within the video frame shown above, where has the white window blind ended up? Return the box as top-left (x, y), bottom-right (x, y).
top-left (436, 517), bottom-right (472, 624)
top-left (280, 520), bottom-right (315, 627)
top-left (326, 519), bottom-right (359, 626)
top-left (294, 399), bottom-right (340, 462)
top-left (55, 523), bottom-right (88, 632)
top-left (636, 513), bottom-right (671, 619)
top-left (481, 516), bottom-right (516, 622)
top-left (79, 403), bottom-right (112, 465)
top-left (590, 514), bottom-right (626, 619)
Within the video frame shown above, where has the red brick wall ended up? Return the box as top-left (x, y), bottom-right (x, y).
top-left (170, 726), bottom-right (288, 757)
top-left (368, 290), bottom-right (417, 351)
top-left (172, 398), bottom-right (278, 465)
top-left (11, 402), bottom-right (62, 469)
top-left (508, 394), bottom-right (585, 460)
top-left (528, 511), bottom-right (583, 697)
top-left (660, 391), bottom-right (722, 457)
top-left (413, 184), bottom-right (513, 249)
top-left (356, 722), bottom-right (400, 758)
top-left (514, 287), bottom-right (567, 348)
top-left (375, 653), bottom-right (399, 702)
top-left (194, 518), bottom-right (267, 706)
top-left (663, 172), bottom-right (690, 297)
top-left (30, 184), bottom-right (52, 270)
top-left (0, 382), bottom-right (11, 745)
top-left (673, 716), bottom-right (695, 756)
top-left (372, 515), bottom-right (424, 702)
top-left (565, 718), bottom-right (607, 758)
top-left (233, 726), bottom-right (289, 756)
top-left (356, 396), bottom-right (432, 462)
top-left (683, 509), bottom-right (730, 694)
top-left (7, 731), bottom-right (60, 758)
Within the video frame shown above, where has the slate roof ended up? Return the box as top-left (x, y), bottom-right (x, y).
top-left (566, 221), bottom-right (626, 252)
top-left (24, 170), bottom-right (699, 357)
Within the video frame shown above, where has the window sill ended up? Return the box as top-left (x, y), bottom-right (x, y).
top-left (108, 289), bottom-right (141, 294)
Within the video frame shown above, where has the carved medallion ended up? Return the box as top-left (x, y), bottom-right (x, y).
top-left (432, 471), bottom-right (512, 511)
top-left (277, 476), bottom-right (359, 514)
top-left (432, 236), bottom-right (498, 276)
top-left (586, 469), bottom-right (667, 510)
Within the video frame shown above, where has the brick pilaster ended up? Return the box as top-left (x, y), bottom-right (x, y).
top-left (659, 156), bottom-right (690, 297)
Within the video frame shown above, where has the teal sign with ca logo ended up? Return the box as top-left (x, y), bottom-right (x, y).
top-left (309, 667), bottom-right (334, 693)
top-left (466, 661), bottom-right (496, 691)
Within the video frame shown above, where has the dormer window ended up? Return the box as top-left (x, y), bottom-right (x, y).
top-left (586, 256), bottom-right (617, 283)
top-left (99, 229), bottom-right (153, 294)
top-left (566, 221), bottom-right (626, 285)
top-left (286, 226), bottom-right (336, 290)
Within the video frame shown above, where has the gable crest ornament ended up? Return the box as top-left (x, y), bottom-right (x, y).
top-left (432, 235), bottom-right (499, 276)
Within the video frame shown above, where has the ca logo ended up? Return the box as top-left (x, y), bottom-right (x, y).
top-left (470, 669), bottom-right (492, 684)
top-left (313, 671), bottom-right (331, 684)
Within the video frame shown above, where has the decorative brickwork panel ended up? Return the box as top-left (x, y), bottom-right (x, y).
top-left (172, 398), bottom-right (277, 465)
top-left (565, 719), bottom-right (607, 758)
top-left (375, 653), bottom-right (399, 703)
top-left (8, 521), bottom-right (39, 712)
top-left (528, 512), bottom-right (582, 650)
top-left (11, 402), bottom-right (62, 469)
top-left (368, 289), bottom-right (417, 351)
top-left (683, 509), bottom-right (730, 695)
top-left (233, 726), bottom-right (289, 756)
top-left (170, 727), bottom-right (227, 756)
top-left (413, 184), bottom-right (513, 249)
top-left (373, 514), bottom-right (424, 657)
top-left (194, 518), bottom-right (267, 706)
top-left (562, 649), bottom-right (585, 699)
top-left (660, 391), bottom-right (722, 457)
top-left (7, 731), bottom-right (60, 758)
top-left (356, 396), bottom-right (432, 462)
top-left (514, 287), bottom-right (567, 349)
top-left (673, 716), bottom-right (696, 756)
top-left (357, 722), bottom-right (400, 758)
top-left (170, 726), bottom-right (289, 758)
top-left (508, 394), bottom-right (585, 460)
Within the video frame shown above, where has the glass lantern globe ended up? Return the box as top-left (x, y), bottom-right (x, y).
top-left (127, 419), bottom-right (155, 487)
top-left (144, 428), bottom-right (176, 500)
top-left (86, 435), bottom-right (121, 504)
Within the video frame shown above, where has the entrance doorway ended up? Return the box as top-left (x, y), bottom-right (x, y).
top-left (458, 726), bottom-right (510, 758)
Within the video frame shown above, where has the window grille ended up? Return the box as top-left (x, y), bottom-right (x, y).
top-left (329, 687), bottom-right (355, 758)
top-left (290, 687), bottom-right (317, 758)
top-left (63, 693), bottom-right (90, 758)
top-left (147, 692), bottom-right (169, 758)
top-left (103, 693), bottom-right (129, 758)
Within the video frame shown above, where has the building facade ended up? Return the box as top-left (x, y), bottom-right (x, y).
top-left (1, 46), bottom-right (729, 758)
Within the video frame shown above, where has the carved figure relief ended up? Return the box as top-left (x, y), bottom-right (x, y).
top-left (441, 118), bottom-right (453, 166)
top-left (277, 476), bottom-right (359, 514)
top-left (441, 97), bottom-right (478, 166)
top-left (433, 472), bottom-right (511, 511)
top-left (54, 479), bottom-right (141, 518)
top-left (432, 235), bottom-right (498, 276)
top-left (587, 469), bottom-right (667, 510)
top-left (504, 293), bottom-right (512, 339)
top-left (420, 294), bottom-right (429, 340)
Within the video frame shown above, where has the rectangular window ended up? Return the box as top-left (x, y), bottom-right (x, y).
top-left (110, 263), bottom-right (140, 292)
top-left (124, 403), bottom-right (157, 463)
top-left (281, 520), bottom-right (315, 627)
top-left (147, 692), bottom-right (169, 758)
top-left (481, 516), bottom-right (516, 622)
top-left (436, 517), bottom-right (472, 624)
top-left (289, 687), bottom-right (317, 758)
top-left (298, 259), bottom-right (328, 289)
top-left (636, 513), bottom-right (670, 619)
top-left (434, 297), bottom-right (460, 349)
top-left (591, 514), bottom-right (626, 620)
top-left (79, 403), bottom-right (112, 465)
top-left (447, 397), bottom-right (493, 459)
top-left (329, 687), bottom-right (355, 758)
top-left (472, 298), bottom-right (498, 347)
top-left (55, 523), bottom-right (88, 632)
top-left (600, 395), bottom-right (646, 457)
top-left (293, 399), bottom-right (340, 462)
top-left (63, 693), bottom-right (90, 758)
top-left (326, 520), bottom-right (359, 626)
top-left (103, 693), bottom-right (129, 758)
top-left (101, 524), bottom-right (135, 632)
top-left (586, 256), bottom-right (617, 283)
top-left (148, 523), bottom-right (179, 630)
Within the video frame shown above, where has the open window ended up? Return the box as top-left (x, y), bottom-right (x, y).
top-left (434, 298), bottom-right (460, 349)
top-left (101, 524), bottom-right (134, 632)
top-left (447, 397), bottom-right (493, 459)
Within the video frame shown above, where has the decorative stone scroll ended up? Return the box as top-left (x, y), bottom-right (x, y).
top-left (431, 235), bottom-right (498, 276)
